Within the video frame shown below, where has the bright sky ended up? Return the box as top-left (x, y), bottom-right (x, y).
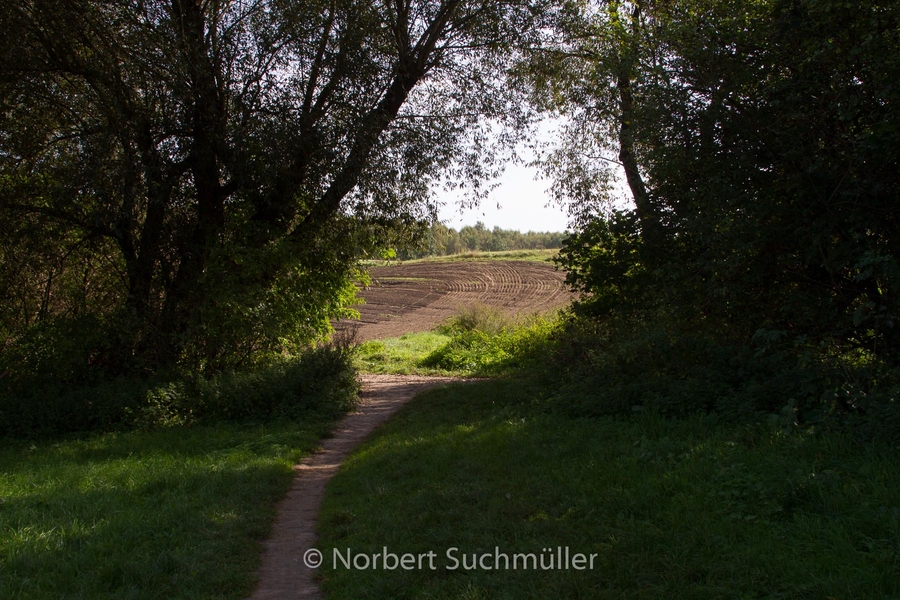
top-left (436, 162), bottom-right (570, 233)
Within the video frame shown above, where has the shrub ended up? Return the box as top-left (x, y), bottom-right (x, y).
top-left (532, 313), bottom-right (900, 442)
top-left (439, 302), bottom-right (516, 336)
top-left (421, 309), bottom-right (557, 376)
top-left (0, 343), bottom-right (358, 439)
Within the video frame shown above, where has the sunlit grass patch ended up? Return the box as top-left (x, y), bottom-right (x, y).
top-left (0, 417), bottom-right (337, 600)
top-left (355, 332), bottom-right (453, 375)
top-left (354, 310), bottom-right (558, 378)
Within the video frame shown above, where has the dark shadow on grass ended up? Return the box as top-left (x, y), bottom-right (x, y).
top-left (317, 379), bottom-right (900, 600)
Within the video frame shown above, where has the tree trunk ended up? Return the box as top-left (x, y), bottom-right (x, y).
top-left (614, 0), bottom-right (662, 250)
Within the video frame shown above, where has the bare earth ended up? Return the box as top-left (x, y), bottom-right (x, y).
top-left (248, 374), bottom-right (457, 600)
top-left (336, 260), bottom-right (572, 341)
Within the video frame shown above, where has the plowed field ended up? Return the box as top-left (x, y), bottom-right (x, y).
top-left (337, 260), bottom-right (573, 341)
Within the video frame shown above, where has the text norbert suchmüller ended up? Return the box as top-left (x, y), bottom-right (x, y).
top-left (332, 546), bottom-right (599, 571)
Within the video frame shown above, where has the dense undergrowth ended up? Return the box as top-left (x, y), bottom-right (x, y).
top-left (360, 302), bottom-right (900, 443)
top-left (539, 314), bottom-right (900, 443)
top-left (355, 303), bottom-right (558, 378)
top-left (0, 343), bottom-right (358, 439)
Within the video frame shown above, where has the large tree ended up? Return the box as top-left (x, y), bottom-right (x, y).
top-left (531, 0), bottom-right (900, 360)
top-left (0, 0), bottom-right (545, 377)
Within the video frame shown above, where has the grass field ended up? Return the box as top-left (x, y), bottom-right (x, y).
top-left (0, 416), bottom-right (339, 600)
top-left (317, 379), bottom-right (900, 599)
top-left (6, 306), bottom-right (898, 599)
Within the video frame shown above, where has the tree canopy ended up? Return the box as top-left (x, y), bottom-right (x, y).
top-left (529, 0), bottom-right (900, 421)
top-left (0, 0), bottom-right (547, 382)
top-left (4, 0), bottom-right (900, 427)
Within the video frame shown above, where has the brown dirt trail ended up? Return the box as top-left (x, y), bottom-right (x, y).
top-left (249, 260), bottom-right (570, 598)
top-left (248, 374), bottom-right (457, 600)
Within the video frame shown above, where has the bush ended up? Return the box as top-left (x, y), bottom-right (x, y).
top-left (439, 302), bottom-right (515, 336)
top-left (531, 313), bottom-right (900, 442)
top-left (0, 313), bottom-right (123, 391)
top-left (187, 344), bottom-right (359, 422)
top-left (0, 343), bottom-right (358, 439)
top-left (421, 308), bottom-right (557, 376)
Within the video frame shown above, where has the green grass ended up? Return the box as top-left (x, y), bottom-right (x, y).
top-left (355, 332), bottom-right (454, 375)
top-left (354, 314), bottom-right (556, 378)
top-left (0, 415), bottom-right (340, 599)
top-left (317, 379), bottom-right (900, 599)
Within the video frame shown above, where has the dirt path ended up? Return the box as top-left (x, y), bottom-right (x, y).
top-left (248, 374), bottom-right (456, 600)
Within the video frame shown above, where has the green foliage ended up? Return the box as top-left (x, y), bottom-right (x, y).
top-left (419, 329), bottom-right (515, 374)
top-left (353, 305), bottom-right (558, 378)
top-left (318, 380), bottom-right (900, 598)
top-left (443, 309), bottom-right (900, 442)
top-left (0, 0), bottom-right (546, 378)
top-left (0, 344), bottom-right (358, 439)
top-left (539, 316), bottom-right (811, 421)
top-left (354, 332), bottom-right (452, 376)
top-left (440, 302), bottom-right (517, 336)
top-left (534, 0), bottom-right (900, 428)
top-left (554, 210), bottom-right (646, 313)
top-left (0, 314), bottom-right (114, 390)
top-left (421, 307), bottom-right (557, 377)
top-left (175, 225), bottom-right (368, 372)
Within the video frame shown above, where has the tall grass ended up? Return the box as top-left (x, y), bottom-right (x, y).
top-left (440, 302), bottom-right (516, 336)
top-left (355, 332), bottom-right (452, 375)
top-left (353, 304), bottom-right (558, 378)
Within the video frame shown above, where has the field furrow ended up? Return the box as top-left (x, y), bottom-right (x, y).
top-left (336, 260), bottom-right (573, 341)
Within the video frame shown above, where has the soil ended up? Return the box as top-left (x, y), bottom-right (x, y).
top-left (247, 374), bottom-right (458, 600)
top-left (335, 260), bottom-right (572, 341)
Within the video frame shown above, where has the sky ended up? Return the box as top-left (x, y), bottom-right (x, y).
top-left (436, 162), bottom-right (571, 234)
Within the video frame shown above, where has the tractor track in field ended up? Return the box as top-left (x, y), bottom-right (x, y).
top-left (336, 260), bottom-right (572, 341)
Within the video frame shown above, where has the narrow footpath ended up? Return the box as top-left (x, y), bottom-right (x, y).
top-left (248, 374), bottom-right (456, 600)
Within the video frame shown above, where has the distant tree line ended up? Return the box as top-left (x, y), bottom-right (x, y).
top-left (399, 221), bottom-right (566, 258)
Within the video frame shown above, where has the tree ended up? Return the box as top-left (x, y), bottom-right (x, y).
top-left (534, 0), bottom-right (900, 343)
top-left (529, 0), bottom-right (900, 420)
top-left (521, 0), bottom-right (660, 232)
top-left (0, 0), bottom-right (546, 378)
